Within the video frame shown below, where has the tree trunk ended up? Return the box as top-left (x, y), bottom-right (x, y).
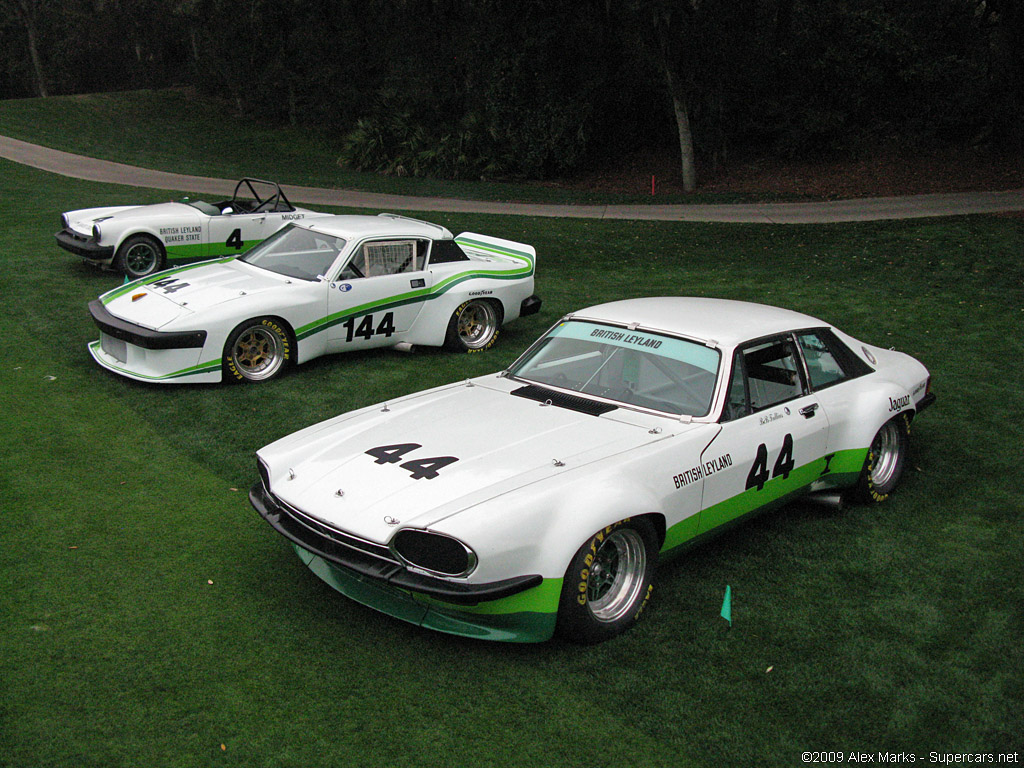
top-left (12, 0), bottom-right (47, 97)
top-left (25, 21), bottom-right (47, 97)
top-left (663, 62), bottom-right (697, 192)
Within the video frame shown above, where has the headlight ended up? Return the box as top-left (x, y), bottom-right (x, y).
top-left (92, 223), bottom-right (102, 241)
top-left (61, 213), bottom-right (69, 229)
top-left (391, 529), bottom-right (477, 577)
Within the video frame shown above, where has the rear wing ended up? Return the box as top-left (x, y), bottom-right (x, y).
top-left (455, 232), bottom-right (537, 276)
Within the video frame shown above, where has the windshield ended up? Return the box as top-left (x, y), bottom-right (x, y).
top-left (508, 320), bottom-right (720, 417)
top-left (239, 224), bottom-right (347, 281)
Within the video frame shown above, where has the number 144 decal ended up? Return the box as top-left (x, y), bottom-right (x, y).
top-left (745, 433), bottom-right (795, 492)
top-left (365, 443), bottom-right (459, 480)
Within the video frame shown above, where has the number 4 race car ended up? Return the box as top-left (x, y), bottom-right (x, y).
top-left (251, 297), bottom-right (934, 643)
top-left (56, 178), bottom-right (332, 279)
top-left (87, 213), bottom-right (540, 383)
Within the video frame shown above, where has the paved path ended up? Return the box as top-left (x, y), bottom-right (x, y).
top-left (3, 134), bottom-right (1023, 223)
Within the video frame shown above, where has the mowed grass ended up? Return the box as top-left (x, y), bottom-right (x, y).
top-left (1, 156), bottom-right (1023, 768)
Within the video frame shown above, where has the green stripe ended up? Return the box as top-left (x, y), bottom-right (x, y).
top-left (295, 243), bottom-right (534, 341)
top-left (663, 447), bottom-right (868, 552)
top-left (101, 256), bottom-right (235, 304)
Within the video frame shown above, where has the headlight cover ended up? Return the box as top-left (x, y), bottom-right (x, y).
top-left (391, 529), bottom-right (477, 578)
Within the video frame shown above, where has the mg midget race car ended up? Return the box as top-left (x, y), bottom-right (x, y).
top-left (87, 213), bottom-right (539, 383)
top-left (251, 297), bottom-right (934, 643)
top-left (57, 178), bottom-right (331, 279)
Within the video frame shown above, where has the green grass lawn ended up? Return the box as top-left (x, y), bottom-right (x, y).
top-left (1, 150), bottom-right (1023, 767)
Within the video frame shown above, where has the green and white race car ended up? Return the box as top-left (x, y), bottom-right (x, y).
top-left (56, 178), bottom-right (331, 279)
top-left (251, 297), bottom-right (934, 643)
top-left (87, 213), bottom-right (540, 383)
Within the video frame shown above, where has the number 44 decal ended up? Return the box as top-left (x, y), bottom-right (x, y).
top-left (745, 433), bottom-right (795, 492)
top-left (365, 443), bottom-right (459, 480)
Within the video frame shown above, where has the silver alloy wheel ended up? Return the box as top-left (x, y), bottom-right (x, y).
top-left (124, 241), bottom-right (159, 276)
top-left (870, 420), bottom-right (902, 488)
top-left (587, 528), bottom-right (648, 623)
top-left (457, 300), bottom-right (498, 349)
top-left (231, 326), bottom-right (285, 381)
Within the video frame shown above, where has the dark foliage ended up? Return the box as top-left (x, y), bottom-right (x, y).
top-left (1, 0), bottom-right (1020, 181)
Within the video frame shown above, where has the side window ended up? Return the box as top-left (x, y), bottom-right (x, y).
top-left (724, 336), bottom-right (805, 421)
top-left (358, 240), bottom-right (419, 277)
top-left (429, 239), bottom-right (470, 265)
top-left (797, 331), bottom-right (848, 389)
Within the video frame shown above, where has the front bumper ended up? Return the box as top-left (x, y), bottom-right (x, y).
top-left (55, 229), bottom-right (114, 261)
top-left (89, 299), bottom-right (207, 350)
top-left (250, 481), bottom-right (559, 642)
top-left (250, 481), bottom-right (541, 605)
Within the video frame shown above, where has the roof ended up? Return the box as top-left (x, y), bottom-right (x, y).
top-left (570, 297), bottom-right (829, 348)
top-left (303, 214), bottom-right (453, 240)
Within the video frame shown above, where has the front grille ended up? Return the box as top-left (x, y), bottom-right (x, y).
top-left (271, 489), bottom-right (398, 565)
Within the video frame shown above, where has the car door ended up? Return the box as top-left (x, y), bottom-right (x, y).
top-left (325, 237), bottom-right (433, 352)
top-left (206, 211), bottom-right (275, 257)
top-left (697, 333), bottom-right (830, 534)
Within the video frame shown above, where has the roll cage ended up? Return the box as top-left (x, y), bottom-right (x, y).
top-left (186, 178), bottom-right (296, 216)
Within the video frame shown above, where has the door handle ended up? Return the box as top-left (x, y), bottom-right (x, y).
top-left (800, 403), bottom-right (819, 418)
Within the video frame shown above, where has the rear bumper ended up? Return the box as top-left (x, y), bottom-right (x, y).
top-left (520, 295), bottom-right (542, 317)
top-left (55, 229), bottom-right (114, 261)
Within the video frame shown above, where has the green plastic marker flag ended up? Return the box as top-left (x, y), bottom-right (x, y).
top-left (720, 585), bottom-right (732, 627)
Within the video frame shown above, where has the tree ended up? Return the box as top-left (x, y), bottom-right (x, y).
top-left (1, 0), bottom-right (48, 96)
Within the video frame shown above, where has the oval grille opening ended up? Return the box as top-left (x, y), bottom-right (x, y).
top-left (392, 530), bottom-right (472, 576)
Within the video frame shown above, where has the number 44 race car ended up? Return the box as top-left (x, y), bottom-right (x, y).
top-left (251, 297), bottom-right (934, 643)
top-left (56, 178), bottom-right (332, 279)
top-left (87, 213), bottom-right (540, 383)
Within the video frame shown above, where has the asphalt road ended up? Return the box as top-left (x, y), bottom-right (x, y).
top-left (3, 134), bottom-right (1023, 223)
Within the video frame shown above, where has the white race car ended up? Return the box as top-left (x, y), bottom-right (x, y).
top-left (251, 297), bottom-right (934, 643)
top-left (57, 178), bottom-right (331, 279)
top-left (87, 214), bottom-right (540, 383)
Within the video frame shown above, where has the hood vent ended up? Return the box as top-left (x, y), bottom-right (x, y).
top-left (511, 384), bottom-right (618, 416)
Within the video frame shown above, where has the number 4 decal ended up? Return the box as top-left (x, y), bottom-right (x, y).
top-left (226, 228), bottom-right (244, 250)
top-left (745, 433), bottom-right (795, 492)
top-left (365, 443), bottom-right (459, 480)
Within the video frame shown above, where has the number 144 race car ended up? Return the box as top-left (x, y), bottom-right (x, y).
top-left (87, 214), bottom-right (540, 383)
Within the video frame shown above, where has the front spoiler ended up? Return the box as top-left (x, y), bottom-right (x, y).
top-left (89, 299), bottom-right (207, 350)
top-left (250, 482), bottom-right (542, 605)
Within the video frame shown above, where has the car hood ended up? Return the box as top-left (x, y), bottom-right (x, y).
top-left (259, 379), bottom-right (699, 544)
top-left (65, 202), bottom-right (199, 236)
top-left (102, 260), bottom-right (293, 329)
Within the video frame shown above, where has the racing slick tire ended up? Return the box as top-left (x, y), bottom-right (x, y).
top-left (854, 414), bottom-right (910, 503)
top-left (556, 517), bottom-right (658, 644)
top-left (114, 234), bottom-right (166, 280)
top-left (223, 317), bottom-right (292, 383)
top-left (443, 299), bottom-right (501, 353)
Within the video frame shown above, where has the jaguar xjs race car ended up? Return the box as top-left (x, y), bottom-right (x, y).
top-left (251, 297), bottom-right (934, 643)
top-left (87, 213), bottom-right (540, 383)
top-left (57, 178), bottom-right (330, 279)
